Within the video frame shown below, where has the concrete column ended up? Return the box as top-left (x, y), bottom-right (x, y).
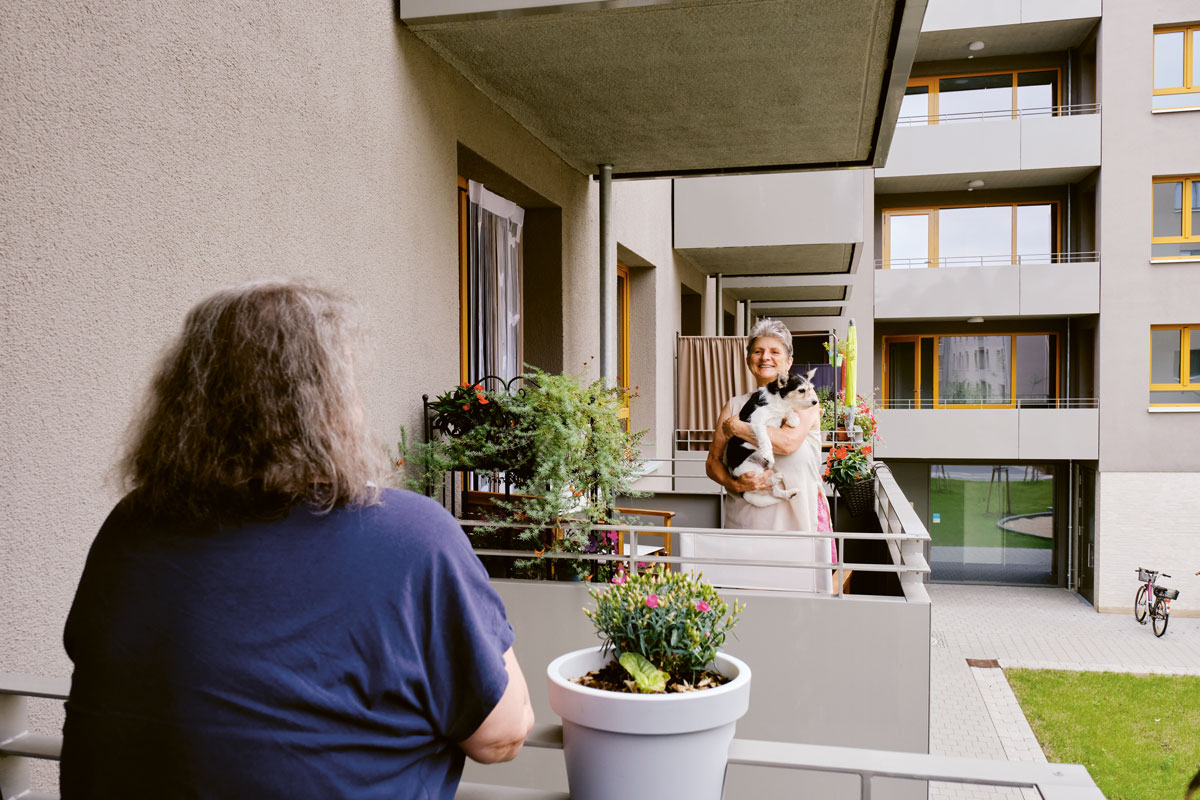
top-left (599, 164), bottom-right (615, 381)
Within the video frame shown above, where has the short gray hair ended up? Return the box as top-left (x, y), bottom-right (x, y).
top-left (746, 318), bottom-right (793, 360)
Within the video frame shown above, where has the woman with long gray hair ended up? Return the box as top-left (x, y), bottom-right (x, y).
top-left (704, 317), bottom-right (833, 593)
top-left (61, 280), bottom-right (533, 799)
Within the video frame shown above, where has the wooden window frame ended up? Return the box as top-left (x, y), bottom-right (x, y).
top-left (904, 67), bottom-right (1062, 125)
top-left (1151, 175), bottom-right (1200, 261)
top-left (1153, 25), bottom-right (1200, 106)
top-left (881, 201), bottom-right (1062, 269)
top-left (458, 176), bottom-right (470, 383)
top-left (881, 332), bottom-right (1061, 409)
top-left (1149, 325), bottom-right (1199, 406)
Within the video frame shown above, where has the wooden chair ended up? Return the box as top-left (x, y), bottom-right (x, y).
top-left (613, 506), bottom-right (675, 558)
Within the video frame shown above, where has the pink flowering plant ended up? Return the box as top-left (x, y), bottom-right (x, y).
top-left (584, 565), bottom-right (744, 692)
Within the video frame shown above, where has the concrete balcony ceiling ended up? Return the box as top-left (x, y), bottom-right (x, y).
top-left (916, 0), bottom-right (1100, 61)
top-left (399, 0), bottom-right (925, 178)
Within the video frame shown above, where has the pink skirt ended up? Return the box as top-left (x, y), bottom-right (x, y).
top-left (817, 489), bottom-right (837, 561)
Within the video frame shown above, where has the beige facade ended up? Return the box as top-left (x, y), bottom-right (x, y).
top-left (0, 4), bottom-right (712, 776)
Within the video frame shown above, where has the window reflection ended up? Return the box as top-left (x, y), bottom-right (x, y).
top-left (1016, 71), bottom-right (1056, 112)
top-left (884, 204), bottom-right (1055, 267)
top-left (939, 74), bottom-right (1012, 122)
top-left (900, 86), bottom-right (929, 125)
top-left (1152, 181), bottom-right (1183, 238)
top-left (1016, 205), bottom-right (1053, 263)
top-left (1151, 329), bottom-right (1181, 385)
top-left (1016, 335), bottom-right (1055, 405)
top-left (1155, 31), bottom-right (1185, 90)
top-left (938, 336), bottom-right (1011, 405)
top-left (940, 206), bottom-right (1011, 266)
top-left (888, 214), bottom-right (929, 268)
top-left (884, 333), bottom-right (1058, 408)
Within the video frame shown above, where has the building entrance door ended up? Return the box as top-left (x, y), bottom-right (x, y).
top-left (1074, 465), bottom-right (1096, 603)
top-left (929, 463), bottom-right (1057, 585)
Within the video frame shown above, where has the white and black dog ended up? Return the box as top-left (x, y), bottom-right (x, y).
top-left (724, 369), bottom-right (819, 507)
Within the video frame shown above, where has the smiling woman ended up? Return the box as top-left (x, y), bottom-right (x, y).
top-left (700, 318), bottom-right (833, 593)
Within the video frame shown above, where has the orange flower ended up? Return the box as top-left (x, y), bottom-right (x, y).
top-left (477, 394), bottom-right (489, 404)
top-left (823, 468), bottom-right (831, 477)
top-left (462, 404), bottom-right (470, 410)
top-left (474, 384), bottom-right (483, 390)
top-left (395, 459), bottom-right (405, 466)
top-left (862, 445), bottom-right (872, 455)
top-left (835, 447), bottom-right (848, 459)
top-left (534, 547), bottom-right (546, 557)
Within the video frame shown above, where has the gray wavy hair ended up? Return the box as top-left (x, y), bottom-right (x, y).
top-left (746, 318), bottom-right (794, 361)
top-left (121, 279), bottom-right (389, 520)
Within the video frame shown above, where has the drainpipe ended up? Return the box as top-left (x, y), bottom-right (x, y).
top-left (714, 273), bottom-right (723, 335)
top-left (599, 164), bottom-right (615, 382)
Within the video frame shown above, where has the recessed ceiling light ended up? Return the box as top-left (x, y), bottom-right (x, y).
top-left (967, 316), bottom-right (985, 323)
top-left (968, 40), bottom-right (986, 51)
top-left (967, 179), bottom-right (985, 192)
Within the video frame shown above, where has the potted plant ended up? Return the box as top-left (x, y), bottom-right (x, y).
top-left (546, 566), bottom-right (749, 800)
top-left (398, 368), bottom-right (645, 579)
top-left (824, 441), bottom-right (875, 517)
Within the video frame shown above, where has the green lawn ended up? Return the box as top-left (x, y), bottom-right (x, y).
top-left (930, 476), bottom-right (1053, 550)
top-left (1006, 669), bottom-right (1200, 800)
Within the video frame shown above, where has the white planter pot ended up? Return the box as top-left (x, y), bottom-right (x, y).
top-left (546, 646), bottom-right (751, 800)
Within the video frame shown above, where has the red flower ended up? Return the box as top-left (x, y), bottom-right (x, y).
top-left (862, 445), bottom-right (872, 455)
top-left (835, 447), bottom-right (849, 459)
top-left (395, 459), bottom-right (405, 466)
top-left (462, 404), bottom-right (470, 410)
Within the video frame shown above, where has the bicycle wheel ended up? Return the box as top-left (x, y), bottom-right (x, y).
top-left (1152, 598), bottom-right (1169, 637)
top-left (1134, 585), bottom-right (1148, 622)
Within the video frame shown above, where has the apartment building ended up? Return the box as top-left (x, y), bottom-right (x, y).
top-left (677, 0), bottom-right (1199, 615)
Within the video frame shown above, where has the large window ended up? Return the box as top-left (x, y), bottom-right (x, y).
top-left (882, 203), bottom-right (1058, 268)
top-left (882, 333), bottom-right (1059, 408)
top-left (899, 69), bottom-right (1059, 125)
top-left (1154, 25), bottom-right (1200, 110)
top-left (1152, 176), bottom-right (1200, 260)
top-left (929, 463), bottom-right (1056, 585)
top-left (1150, 325), bottom-right (1200, 406)
top-left (458, 177), bottom-right (525, 383)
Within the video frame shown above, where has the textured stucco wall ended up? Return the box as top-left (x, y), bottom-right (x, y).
top-left (1, 2), bottom-right (629, 787)
top-left (1097, 0), bottom-right (1200, 472)
top-left (1095, 472), bottom-right (1200, 616)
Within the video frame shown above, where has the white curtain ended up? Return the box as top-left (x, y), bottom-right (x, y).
top-left (468, 181), bottom-right (524, 385)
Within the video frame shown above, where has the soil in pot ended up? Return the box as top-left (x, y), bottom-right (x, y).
top-left (573, 661), bottom-right (730, 694)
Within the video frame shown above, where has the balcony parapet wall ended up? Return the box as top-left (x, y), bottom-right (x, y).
top-left (875, 408), bottom-right (1099, 460)
top-left (875, 260), bottom-right (1099, 319)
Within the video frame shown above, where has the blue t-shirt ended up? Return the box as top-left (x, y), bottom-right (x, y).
top-left (61, 488), bottom-right (514, 799)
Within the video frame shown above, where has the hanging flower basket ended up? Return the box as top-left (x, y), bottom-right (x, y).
top-left (839, 475), bottom-right (876, 517)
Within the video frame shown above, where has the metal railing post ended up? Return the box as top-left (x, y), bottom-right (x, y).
top-left (0, 693), bottom-right (31, 800)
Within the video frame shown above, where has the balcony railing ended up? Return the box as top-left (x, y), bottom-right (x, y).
top-left (0, 675), bottom-right (1105, 800)
top-left (879, 397), bottom-right (1098, 410)
top-left (875, 250), bottom-right (1098, 269)
top-left (895, 102), bottom-right (1101, 127)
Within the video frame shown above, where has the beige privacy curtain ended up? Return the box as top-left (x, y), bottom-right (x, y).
top-left (677, 336), bottom-right (753, 450)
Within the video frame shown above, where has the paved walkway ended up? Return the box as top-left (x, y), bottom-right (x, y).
top-left (927, 584), bottom-right (1200, 800)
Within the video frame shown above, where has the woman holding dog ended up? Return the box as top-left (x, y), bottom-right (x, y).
top-left (704, 318), bottom-right (833, 593)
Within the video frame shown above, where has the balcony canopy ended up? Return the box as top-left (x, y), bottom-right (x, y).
top-left (399, 0), bottom-right (924, 179)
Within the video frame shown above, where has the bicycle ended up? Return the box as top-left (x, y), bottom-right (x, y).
top-left (1134, 567), bottom-right (1179, 637)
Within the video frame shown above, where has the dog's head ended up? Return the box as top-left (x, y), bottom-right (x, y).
top-left (766, 368), bottom-right (819, 408)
